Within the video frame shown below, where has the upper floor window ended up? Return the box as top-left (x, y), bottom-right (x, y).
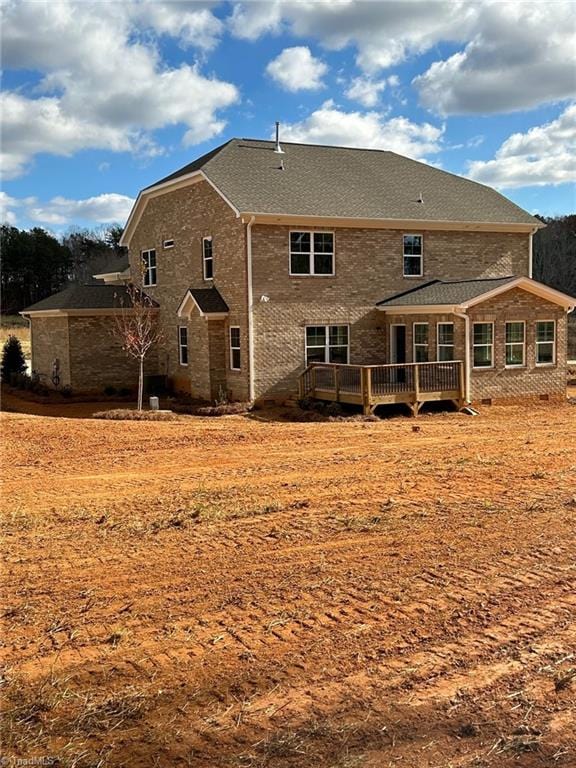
top-left (437, 322), bottom-right (454, 362)
top-left (473, 322), bottom-right (494, 368)
top-left (203, 237), bottom-right (213, 280)
top-left (403, 234), bottom-right (423, 277)
top-left (142, 249), bottom-right (157, 286)
top-left (290, 231), bottom-right (334, 276)
top-left (505, 321), bottom-right (525, 367)
top-left (305, 325), bottom-right (349, 365)
top-left (229, 326), bottom-right (241, 370)
top-left (413, 322), bottom-right (429, 362)
top-left (535, 320), bottom-right (555, 365)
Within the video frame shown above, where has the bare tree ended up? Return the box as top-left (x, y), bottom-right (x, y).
top-left (113, 283), bottom-right (162, 410)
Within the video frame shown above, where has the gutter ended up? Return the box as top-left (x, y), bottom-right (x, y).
top-left (246, 215), bottom-right (256, 402)
top-left (528, 225), bottom-right (538, 278)
top-left (454, 310), bottom-right (471, 404)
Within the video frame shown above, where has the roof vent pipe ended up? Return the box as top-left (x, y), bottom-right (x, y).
top-left (274, 121), bottom-right (284, 154)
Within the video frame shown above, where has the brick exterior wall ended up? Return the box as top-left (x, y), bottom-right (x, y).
top-left (128, 180), bottom-right (249, 402)
top-left (467, 288), bottom-right (567, 401)
top-left (30, 316), bottom-right (71, 387)
top-left (250, 225), bottom-right (529, 400)
top-left (30, 314), bottom-right (158, 391)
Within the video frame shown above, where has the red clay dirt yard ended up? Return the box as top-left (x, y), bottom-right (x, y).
top-left (1, 397), bottom-right (575, 767)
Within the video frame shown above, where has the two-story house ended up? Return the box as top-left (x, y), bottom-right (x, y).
top-left (23, 138), bottom-right (575, 411)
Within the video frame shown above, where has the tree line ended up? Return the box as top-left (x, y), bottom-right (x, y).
top-left (0, 216), bottom-right (574, 315)
top-left (532, 215), bottom-right (576, 299)
top-left (0, 224), bottom-right (125, 314)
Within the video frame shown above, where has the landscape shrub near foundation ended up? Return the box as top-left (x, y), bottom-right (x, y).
top-left (92, 409), bottom-right (180, 421)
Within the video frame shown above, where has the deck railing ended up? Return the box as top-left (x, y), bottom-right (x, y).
top-left (299, 361), bottom-right (464, 414)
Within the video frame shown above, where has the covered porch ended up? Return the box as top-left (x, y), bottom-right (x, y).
top-left (299, 360), bottom-right (465, 416)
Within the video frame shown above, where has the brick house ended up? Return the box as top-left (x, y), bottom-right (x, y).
top-left (23, 138), bottom-right (575, 410)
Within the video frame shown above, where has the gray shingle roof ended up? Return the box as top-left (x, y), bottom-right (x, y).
top-left (189, 287), bottom-right (229, 314)
top-left (147, 139), bottom-right (540, 226)
top-left (377, 277), bottom-right (518, 307)
top-left (23, 283), bottom-right (157, 312)
top-left (93, 254), bottom-right (130, 275)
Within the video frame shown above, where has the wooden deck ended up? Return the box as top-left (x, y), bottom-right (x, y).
top-left (298, 361), bottom-right (465, 415)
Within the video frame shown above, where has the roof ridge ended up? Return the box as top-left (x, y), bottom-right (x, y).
top-left (439, 275), bottom-right (516, 286)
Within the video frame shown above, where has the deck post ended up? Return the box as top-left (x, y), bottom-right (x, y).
top-left (458, 360), bottom-right (466, 405)
top-left (334, 365), bottom-right (340, 402)
top-left (413, 364), bottom-right (420, 412)
top-left (361, 367), bottom-right (372, 415)
top-left (311, 366), bottom-right (317, 398)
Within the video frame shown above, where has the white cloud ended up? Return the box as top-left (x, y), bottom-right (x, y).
top-left (345, 77), bottom-right (386, 108)
top-left (266, 46), bottom-right (327, 92)
top-left (468, 104), bottom-right (576, 188)
top-left (0, 1), bottom-right (238, 178)
top-left (133, 1), bottom-right (223, 50)
top-left (278, 101), bottom-right (443, 159)
top-left (229, 1), bottom-right (575, 113)
top-left (2, 192), bottom-right (135, 227)
top-left (230, 1), bottom-right (473, 72)
top-left (0, 191), bottom-right (19, 225)
top-left (414, 2), bottom-right (576, 114)
top-left (28, 193), bottom-right (136, 225)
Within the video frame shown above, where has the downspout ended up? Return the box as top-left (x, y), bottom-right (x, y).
top-left (454, 309), bottom-right (471, 404)
top-left (528, 225), bottom-right (539, 278)
top-left (246, 215), bottom-right (256, 402)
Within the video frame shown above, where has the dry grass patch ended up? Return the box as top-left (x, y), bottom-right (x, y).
top-left (92, 408), bottom-right (180, 421)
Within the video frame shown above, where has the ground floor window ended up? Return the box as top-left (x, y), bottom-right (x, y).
top-left (473, 322), bottom-right (494, 368)
top-left (535, 320), bottom-right (555, 365)
top-left (505, 321), bottom-right (525, 367)
top-left (437, 322), bottom-right (454, 361)
top-left (413, 322), bottom-right (429, 362)
top-left (229, 327), bottom-right (241, 370)
top-left (305, 325), bottom-right (349, 365)
top-left (178, 326), bottom-right (188, 365)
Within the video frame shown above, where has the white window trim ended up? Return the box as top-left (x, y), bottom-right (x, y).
top-left (289, 230), bottom-right (335, 277)
top-left (163, 239), bottom-right (174, 249)
top-left (413, 321), bottom-right (429, 363)
top-left (535, 319), bottom-right (556, 366)
top-left (142, 248), bottom-right (157, 287)
top-left (202, 236), bottom-right (214, 281)
top-left (304, 324), bottom-right (350, 365)
top-left (436, 322), bottom-right (455, 362)
top-left (178, 326), bottom-right (188, 366)
top-left (403, 233), bottom-right (423, 278)
top-left (229, 326), bottom-right (241, 371)
top-left (472, 321), bottom-right (494, 370)
top-left (505, 320), bottom-right (526, 368)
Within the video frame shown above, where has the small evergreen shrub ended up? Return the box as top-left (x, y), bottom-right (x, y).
top-left (1, 335), bottom-right (27, 382)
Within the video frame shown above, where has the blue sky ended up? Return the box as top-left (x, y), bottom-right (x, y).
top-left (1, 0), bottom-right (575, 232)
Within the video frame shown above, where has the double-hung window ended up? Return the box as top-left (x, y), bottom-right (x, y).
top-left (403, 234), bottom-right (423, 277)
top-left (305, 325), bottom-right (349, 365)
top-left (413, 322), bottom-right (429, 362)
top-left (535, 321), bottom-right (555, 365)
top-left (437, 323), bottom-right (454, 362)
top-left (505, 322), bottom-right (525, 367)
top-left (142, 249), bottom-right (157, 286)
top-left (203, 237), bottom-right (213, 280)
top-left (290, 232), bottom-right (334, 275)
top-left (473, 322), bottom-right (494, 368)
top-left (178, 326), bottom-right (188, 366)
top-left (229, 327), bottom-right (241, 370)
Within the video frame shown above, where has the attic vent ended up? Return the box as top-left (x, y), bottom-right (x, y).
top-left (274, 121), bottom-right (284, 154)
top-left (163, 239), bottom-right (174, 249)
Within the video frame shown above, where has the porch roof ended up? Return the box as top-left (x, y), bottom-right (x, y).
top-left (177, 287), bottom-right (229, 319)
top-left (377, 276), bottom-right (576, 313)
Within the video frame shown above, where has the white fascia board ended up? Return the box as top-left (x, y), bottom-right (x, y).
top-left (241, 212), bottom-right (540, 234)
top-left (177, 290), bottom-right (228, 319)
top-left (462, 277), bottom-right (576, 310)
top-left (120, 170), bottom-right (240, 248)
